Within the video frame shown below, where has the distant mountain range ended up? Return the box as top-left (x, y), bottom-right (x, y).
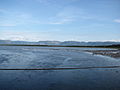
top-left (0, 40), bottom-right (120, 46)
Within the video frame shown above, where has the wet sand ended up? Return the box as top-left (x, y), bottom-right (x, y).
top-left (84, 50), bottom-right (120, 58)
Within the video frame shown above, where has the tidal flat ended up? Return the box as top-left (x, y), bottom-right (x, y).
top-left (0, 46), bottom-right (120, 90)
top-left (84, 50), bottom-right (120, 58)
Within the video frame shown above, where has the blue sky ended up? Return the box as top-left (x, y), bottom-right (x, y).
top-left (0, 0), bottom-right (120, 41)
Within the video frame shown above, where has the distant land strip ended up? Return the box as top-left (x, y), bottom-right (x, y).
top-left (0, 44), bottom-right (120, 49)
top-left (0, 66), bottom-right (120, 70)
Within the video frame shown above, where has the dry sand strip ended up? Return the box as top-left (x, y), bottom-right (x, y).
top-left (0, 66), bottom-right (120, 70)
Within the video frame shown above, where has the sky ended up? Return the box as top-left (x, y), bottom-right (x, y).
top-left (0, 0), bottom-right (120, 41)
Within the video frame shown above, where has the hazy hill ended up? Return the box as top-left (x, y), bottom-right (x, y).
top-left (0, 40), bottom-right (120, 46)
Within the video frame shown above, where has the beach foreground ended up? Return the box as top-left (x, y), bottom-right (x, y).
top-left (0, 46), bottom-right (120, 90)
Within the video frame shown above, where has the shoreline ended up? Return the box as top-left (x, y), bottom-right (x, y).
top-left (0, 44), bottom-right (120, 49)
top-left (84, 50), bottom-right (120, 58)
top-left (0, 44), bottom-right (120, 58)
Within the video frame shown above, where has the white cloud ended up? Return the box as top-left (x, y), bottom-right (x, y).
top-left (0, 5), bottom-right (102, 26)
top-left (36, 0), bottom-right (52, 5)
top-left (49, 17), bottom-right (74, 24)
top-left (0, 31), bottom-right (56, 41)
top-left (47, 6), bottom-right (99, 25)
top-left (114, 19), bottom-right (120, 23)
top-left (88, 40), bottom-right (120, 42)
top-left (0, 23), bottom-right (16, 27)
top-left (36, 0), bottom-right (79, 7)
top-left (0, 10), bottom-right (41, 27)
top-left (0, 5), bottom-right (100, 26)
top-left (47, 6), bottom-right (82, 24)
top-left (0, 9), bottom-right (7, 13)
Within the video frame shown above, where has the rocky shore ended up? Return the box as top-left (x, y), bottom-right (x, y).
top-left (84, 50), bottom-right (120, 58)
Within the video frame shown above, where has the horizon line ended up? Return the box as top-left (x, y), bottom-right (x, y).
top-left (0, 39), bottom-right (120, 42)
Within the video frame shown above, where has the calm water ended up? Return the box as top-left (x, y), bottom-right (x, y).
top-left (0, 46), bottom-right (120, 90)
